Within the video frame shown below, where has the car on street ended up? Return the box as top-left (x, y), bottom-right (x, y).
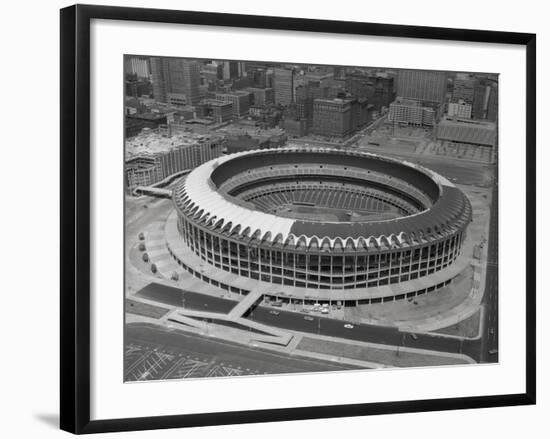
top-left (269, 310), bottom-right (280, 316)
top-left (304, 316), bottom-right (314, 321)
top-left (344, 324), bottom-right (354, 329)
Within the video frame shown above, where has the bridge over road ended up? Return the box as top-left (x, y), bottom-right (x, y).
top-left (227, 288), bottom-right (264, 320)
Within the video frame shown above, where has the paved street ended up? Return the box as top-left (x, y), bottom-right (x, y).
top-left (479, 162), bottom-right (499, 362)
top-left (125, 322), bottom-right (354, 381)
top-left (136, 282), bottom-right (476, 361)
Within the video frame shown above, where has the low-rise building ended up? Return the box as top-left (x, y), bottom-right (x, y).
top-left (196, 99), bottom-right (233, 123)
top-left (388, 98), bottom-right (440, 127)
top-left (125, 131), bottom-right (224, 192)
top-left (447, 99), bottom-right (472, 119)
top-left (215, 91), bottom-right (252, 117)
top-left (245, 87), bottom-right (274, 106)
top-left (436, 117), bottom-right (497, 148)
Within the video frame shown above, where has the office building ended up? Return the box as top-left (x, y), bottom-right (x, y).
top-left (273, 67), bottom-right (295, 105)
top-left (223, 61), bottom-right (239, 80)
top-left (125, 56), bottom-right (150, 79)
top-left (396, 69), bottom-right (447, 104)
top-left (311, 98), bottom-right (353, 138)
top-left (388, 98), bottom-right (439, 127)
top-left (150, 58), bottom-right (201, 104)
top-left (215, 91), bottom-right (252, 117)
top-left (448, 100), bottom-right (472, 119)
top-left (246, 87), bottom-right (274, 106)
top-left (452, 74), bottom-right (475, 104)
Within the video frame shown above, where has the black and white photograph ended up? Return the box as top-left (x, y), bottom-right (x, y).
top-left (0, 0), bottom-right (544, 435)
top-left (124, 56), bottom-right (499, 381)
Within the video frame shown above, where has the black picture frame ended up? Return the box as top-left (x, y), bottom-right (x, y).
top-left (60, 4), bottom-right (536, 434)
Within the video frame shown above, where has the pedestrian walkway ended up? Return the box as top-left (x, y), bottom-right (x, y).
top-left (167, 309), bottom-right (293, 346)
top-left (227, 289), bottom-right (264, 319)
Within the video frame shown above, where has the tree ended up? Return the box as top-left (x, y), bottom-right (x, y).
top-left (171, 272), bottom-right (179, 281)
top-left (142, 253), bottom-right (149, 263)
top-left (138, 232), bottom-right (145, 241)
top-left (151, 263), bottom-right (157, 274)
top-left (138, 243), bottom-right (146, 252)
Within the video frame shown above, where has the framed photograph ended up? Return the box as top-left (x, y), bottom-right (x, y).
top-left (60, 4), bottom-right (536, 434)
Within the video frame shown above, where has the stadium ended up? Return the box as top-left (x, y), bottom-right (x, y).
top-left (166, 147), bottom-right (473, 307)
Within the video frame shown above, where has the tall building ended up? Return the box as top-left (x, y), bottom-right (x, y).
top-left (396, 69), bottom-right (447, 104)
top-left (223, 61), bottom-right (239, 80)
top-left (292, 82), bottom-right (329, 132)
top-left (168, 59), bottom-right (201, 105)
top-left (486, 84), bottom-right (498, 121)
top-left (150, 57), bottom-right (169, 103)
top-left (250, 68), bottom-right (267, 88)
top-left (202, 63), bottom-right (223, 86)
top-left (150, 57), bottom-right (201, 104)
top-left (311, 98), bottom-right (353, 138)
top-left (345, 73), bottom-right (372, 100)
top-left (452, 73), bottom-right (475, 104)
top-left (472, 80), bottom-right (498, 121)
top-left (370, 75), bottom-right (395, 110)
top-left (273, 67), bottom-right (295, 105)
top-left (125, 56), bottom-right (150, 79)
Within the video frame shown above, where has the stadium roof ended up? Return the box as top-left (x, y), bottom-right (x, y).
top-left (174, 148), bottom-right (472, 249)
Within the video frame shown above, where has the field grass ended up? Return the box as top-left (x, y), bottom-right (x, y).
top-left (275, 203), bottom-right (400, 222)
top-left (126, 298), bottom-right (170, 319)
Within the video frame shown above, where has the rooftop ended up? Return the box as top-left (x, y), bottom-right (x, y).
top-left (174, 148), bottom-right (472, 247)
top-left (438, 116), bottom-right (496, 129)
top-left (125, 130), bottom-right (222, 159)
top-left (391, 97), bottom-right (437, 108)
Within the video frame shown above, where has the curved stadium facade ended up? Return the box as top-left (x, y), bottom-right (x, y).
top-left (167, 148), bottom-right (472, 306)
